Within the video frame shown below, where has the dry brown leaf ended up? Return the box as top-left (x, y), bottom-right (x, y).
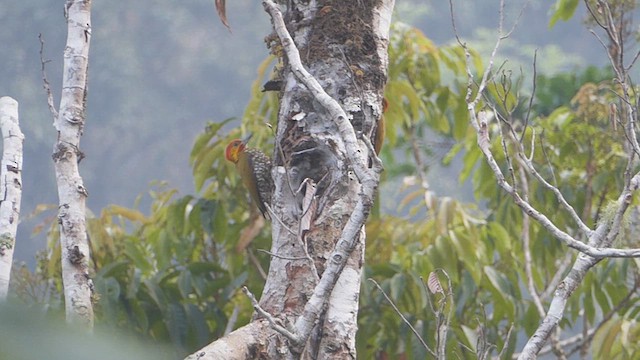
top-left (300, 179), bottom-right (317, 238)
top-left (427, 271), bottom-right (444, 295)
top-left (215, 0), bottom-right (231, 31)
top-left (235, 214), bottom-right (265, 252)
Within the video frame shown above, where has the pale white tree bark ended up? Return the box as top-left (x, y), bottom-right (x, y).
top-left (0, 97), bottom-right (23, 301)
top-left (187, 0), bottom-right (393, 358)
top-left (52, 0), bottom-right (94, 327)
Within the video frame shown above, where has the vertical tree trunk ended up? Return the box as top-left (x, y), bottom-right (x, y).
top-left (53, 0), bottom-right (94, 327)
top-left (0, 96), bottom-right (23, 301)
top-left (263, 1), bottom-right (392, 357)
top-left (187, 0), bottom-right (393, 358)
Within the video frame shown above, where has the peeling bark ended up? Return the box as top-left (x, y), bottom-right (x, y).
top-left (0, 97), bottom-right (23, 301)
top-left (184, 320), bottom-right (271, 360)
top-left (187, 0), bottom-right (393, 358)
top-left (53, 0), bottom-right (94, 327)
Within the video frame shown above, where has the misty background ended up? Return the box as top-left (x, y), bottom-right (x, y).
top-left (0, 1), bottom-right (604, 264)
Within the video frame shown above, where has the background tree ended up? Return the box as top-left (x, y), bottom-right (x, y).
top-left (0, 97), bottom-right (23, 301)
top-left (5, 0), bottom-right (640, 359)
top-left (45, 0), bottom-right (94, 327)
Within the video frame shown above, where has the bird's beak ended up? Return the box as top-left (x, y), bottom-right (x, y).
top-left (242, 133), bottom-right (254, 144)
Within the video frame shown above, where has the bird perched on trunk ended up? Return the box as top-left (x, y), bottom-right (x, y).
top-left (225, 135), bottom-right (274, 218)
top-left (373, 97), bottom-right (388, 156)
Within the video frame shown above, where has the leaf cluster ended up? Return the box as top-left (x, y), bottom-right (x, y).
top-left (12, 18), bottom-right (640, 359)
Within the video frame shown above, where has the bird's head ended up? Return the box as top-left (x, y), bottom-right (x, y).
top-left (225, 139), bottom-right (246, 163)
top-left (225, 134), bottom-right (253, 163)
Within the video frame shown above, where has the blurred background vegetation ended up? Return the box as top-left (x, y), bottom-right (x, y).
top-left (2, 0), bottom-right (639, 359)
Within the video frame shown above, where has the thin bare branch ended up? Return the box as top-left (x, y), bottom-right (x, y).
top-left (38, 34), bottom-right (58, 120)
top-left (369, 278), bottom-right (436, 357)
top-left (519, 50), bottom-right (537, 143)
top-left (476, 112), bottom-right (640, 258)
top-left (435, 269), bottom-right (454, 360)
top-left (518, 168), bottom-right (545, 317)
top-left (256, 248), bottom-right (309, 261)
top-left (247, 248), bottom-right (268, 281)
top-left (517, 151), bottom-right (592, 237)
top-left (265, 203), bottom-right (296, 236)
top-left (497, 324), bottom-right (515, 359)
top-left (540, 252), bottom-right (573, 300)
top-left (242, 286), bottom-right (301, 344)
top-left (223, 305), bottom-right (240, 336)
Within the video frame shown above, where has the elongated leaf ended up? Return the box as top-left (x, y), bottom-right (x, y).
top-left (215, 0), bottom-right (231, 31)
top-left (549, 0), bottom-right (579, 28)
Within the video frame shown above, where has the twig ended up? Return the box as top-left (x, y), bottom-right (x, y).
top-left (497, 324), bottom-right (514, 359)
top-left (516, 278), bottom-right (640, 359)
top-left (538, 131), bottom-right (558, 187)
top-left (223, 305), bottom-right (240, 336)
top-left (38, 34), bottom-right (58, 120)
top-left (368, 278), bottom-right (436, 357)
top-left (519, 50), bottom-right (537, 143)
top-left (242, 286), bottom-right (301, 344)
top-left (265, 203), bottom-right (296, 236)
top-left (247, 248), bottom-right (268, 281)
top-left (518, 167), bottom-right (545, 317)
top-left (540, 251), bottom-right (573, 300)
top-left (453, 0), bottom-right (640, 358)
top-left (262, 0), bottom-right (372, 181)
top-left (435, 269), bottom-right (454, 360)
top-left (566, 278), bottom-right (640, 357)
top-left (256, 248), bottom-right (309, 261)
top-left (297, 179), bottom-right (319, 278)
top-left (478, 111), bottom-right (640, 258)
top-left (497, 104), bottom-right (592, 237)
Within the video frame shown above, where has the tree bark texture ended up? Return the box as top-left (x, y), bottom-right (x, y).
top-left (0, 97), bottom-right (23, 300)
top-left (187, 0), bottom-right (393, 358)
top-left (53, 0), bottom-right (94, 327)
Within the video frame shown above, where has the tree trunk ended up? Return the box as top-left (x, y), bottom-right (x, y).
top-left (0, 96), bottom-right (23, 301)
top-left (187, 0), bottom-right (393, 358)
top-left (53, 0), bottom-right (94, 328)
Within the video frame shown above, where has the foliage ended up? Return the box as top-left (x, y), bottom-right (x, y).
top-left (358, 24), bottom-right (640, 359)
top-left (10, 50), bottom-right (282, 356)
top-left (17, 184), bottom-right (258, 357)
top-left (11, 15), bottom-right (640, 360)
top-left (549, 0), bottom-right (580, 27)
top-left (381, 23), bottom-right (476, 180)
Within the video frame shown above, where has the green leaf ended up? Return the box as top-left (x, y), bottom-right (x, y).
top-left (97, 261), bottom-right (129, 278)
top-left (390, 273), bottom-right (407, 301)
top-left (178, 270), bottom-right (192, 299)
top-left (593, 318), bottom-right (622, 358)
top-left (188, 262), bottom-right (226, 275)
top-left (460, 147), bottom-right (481, 183)
top-left (184, 303), bottom-right (211, 345)
top-left (483, 265), bottom-right (515, 317)
top-left (461, 325), bottom-right (478, 352)
top-left (487, 222), bottom-right (512, 254)
top-left (196, 198), bottom-right (217, 235)
top-left (549, 0), bottom-right (579, 28)
top-left (223, 271), bottom-right (248, 301)
top-left (190, 120), bottom-right (230, 162)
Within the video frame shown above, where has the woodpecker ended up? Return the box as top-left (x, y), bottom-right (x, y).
top-left (225, 136), bottom-right (274, 218)
top-left (373, 97), bottom-right (388, 155)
